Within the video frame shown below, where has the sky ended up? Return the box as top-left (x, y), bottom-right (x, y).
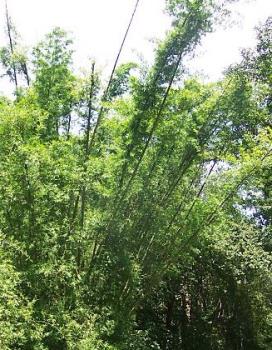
top-left (0, 0), bottom-right (271, 94)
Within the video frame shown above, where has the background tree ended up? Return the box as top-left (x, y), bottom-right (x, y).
top-left (0, 1), bottom-right (30, 91)
top-left (32, 27), bottom-right (76, 139)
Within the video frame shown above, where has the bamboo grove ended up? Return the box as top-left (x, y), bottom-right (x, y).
top-left (0, 0), bottom-right (271, 349)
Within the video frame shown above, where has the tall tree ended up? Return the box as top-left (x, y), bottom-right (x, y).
top-left (32, 27), bottom-right (76, 138)
top-left (0, 1), bottom-right (30, 91)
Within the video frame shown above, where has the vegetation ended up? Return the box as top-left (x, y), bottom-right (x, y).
top-left (0, 0), bottom-right (271, 349)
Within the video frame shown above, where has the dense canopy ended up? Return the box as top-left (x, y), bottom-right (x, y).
top-left (0, 1), bottom-right (271, 349)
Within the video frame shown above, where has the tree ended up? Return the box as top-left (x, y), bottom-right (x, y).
top-left (0, 1), bottom-right (30, 91)
top-left (32, 27), bottom-right (76, 138)
top-left (0, 1), bottom-right (271, 349)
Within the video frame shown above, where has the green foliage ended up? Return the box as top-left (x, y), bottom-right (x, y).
top-left (0, 5), bottom-right (30, 91)
top-left (32, 27), bottom-right (76, 138)
top-left (107, 62), bottom-right (137, 100)
top-left (0, 2), bottom-right (271, 349)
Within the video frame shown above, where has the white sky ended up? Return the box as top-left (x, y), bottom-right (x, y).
top-left (0, 0), bottom-right (271, 94)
